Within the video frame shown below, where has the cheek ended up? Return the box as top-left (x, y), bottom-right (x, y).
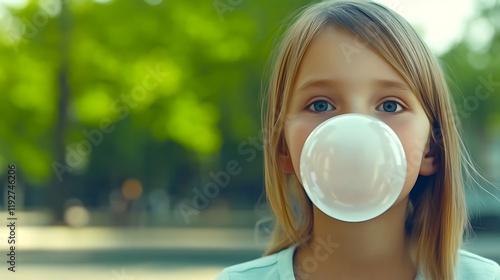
top-left (284, 118), bottom-right (318, 181)
top-left (392, 120), bottom-right (430, 202)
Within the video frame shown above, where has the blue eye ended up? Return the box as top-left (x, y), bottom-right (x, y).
top-left (377, 100), bottom-right (404, 114)
top-left (309, 100), bottom-right (334, 112)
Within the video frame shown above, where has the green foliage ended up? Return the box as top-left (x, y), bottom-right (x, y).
top-left (0, 0), bottom-right (308, 194)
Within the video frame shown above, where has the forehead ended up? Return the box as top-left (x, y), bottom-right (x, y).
top-left (293, 26), bottom-right (409, 91)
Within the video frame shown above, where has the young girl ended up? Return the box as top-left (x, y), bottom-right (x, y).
top-left (216, 1), bottom-right (500, 279)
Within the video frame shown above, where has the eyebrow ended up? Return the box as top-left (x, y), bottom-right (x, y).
top-left (296, 78), bottom-right (413, 94)
top-left (372, 79), bottom-right (412, 92)
top-left (296, 79), bottom-right (341, 93)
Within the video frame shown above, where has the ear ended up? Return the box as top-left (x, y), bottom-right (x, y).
top-left (419, 138), bottom-right (438, 176)
top-left (280, 154), bottom-right (295, 174)
top-left (279, 139), bottom-right (295, 174)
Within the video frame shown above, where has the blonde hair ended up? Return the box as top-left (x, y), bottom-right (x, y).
top-left (261, 1), bottom-right (469, 279)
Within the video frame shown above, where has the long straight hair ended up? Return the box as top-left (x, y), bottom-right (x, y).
top-left (261, 1), bottom-right (469, 279)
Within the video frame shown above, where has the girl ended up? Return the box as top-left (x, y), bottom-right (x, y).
top-left (216, 1), bottom-right (500, 279)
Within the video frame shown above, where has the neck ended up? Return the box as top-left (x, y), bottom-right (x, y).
top-left (314, 197), bottom-right (410, 263)
top-left (294, 197), bottom-right (416, 279)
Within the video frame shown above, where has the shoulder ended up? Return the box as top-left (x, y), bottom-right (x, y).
top-left (214, 246), bottom-right (295, 280)
top-left (214, 254), bottom-right (280, 280)
top-left (456, 250), bottom-right (500, 279)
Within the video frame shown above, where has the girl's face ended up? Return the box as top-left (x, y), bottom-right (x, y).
top-left (283, 26), bottom-right (437, 207)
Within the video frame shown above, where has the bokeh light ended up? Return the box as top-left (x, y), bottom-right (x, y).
top-left (64, 205), bottom-right (90, 227)
top-left (121, 178), bottom-right (143, 200)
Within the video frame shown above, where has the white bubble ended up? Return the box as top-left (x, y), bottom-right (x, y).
top-left (300, 114), bottom-right (407, 222)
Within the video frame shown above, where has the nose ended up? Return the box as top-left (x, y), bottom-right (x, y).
top-left (340, 95), bottom-right (372, 116)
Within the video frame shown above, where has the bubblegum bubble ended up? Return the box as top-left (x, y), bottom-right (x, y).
top-left (300, 113), bottom-right (407, 222)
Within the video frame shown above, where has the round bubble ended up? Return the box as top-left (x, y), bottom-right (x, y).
top-left (299, 113), bottom-right (407, 222)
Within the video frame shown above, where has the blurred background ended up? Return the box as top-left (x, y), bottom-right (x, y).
top-left (0, 0), bottom-right (499, 279)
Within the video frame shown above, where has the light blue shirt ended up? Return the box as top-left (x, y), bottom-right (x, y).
top-left (215, 246), bottom-right (500, 279)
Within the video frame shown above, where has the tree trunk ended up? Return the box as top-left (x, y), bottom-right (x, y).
top-left (49, 0), bottom-right (71, 224)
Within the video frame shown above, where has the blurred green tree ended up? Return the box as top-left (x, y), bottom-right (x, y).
top-left (0, 0), bottom-right (498, 223)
